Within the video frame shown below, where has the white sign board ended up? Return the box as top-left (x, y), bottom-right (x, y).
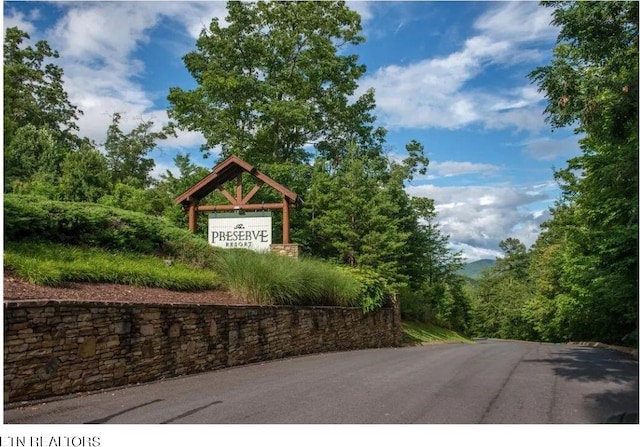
top-left (208, 212), bottom-right (272, 251)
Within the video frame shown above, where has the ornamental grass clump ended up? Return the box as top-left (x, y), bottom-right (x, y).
top-left (216, 249), bottom-right (361, 307)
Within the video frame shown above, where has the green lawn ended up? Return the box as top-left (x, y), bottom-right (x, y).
top-left (4, 241), bottom-right (221, 291)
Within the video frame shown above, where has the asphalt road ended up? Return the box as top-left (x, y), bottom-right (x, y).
top-left (4, 340), bottom-right (638, 424)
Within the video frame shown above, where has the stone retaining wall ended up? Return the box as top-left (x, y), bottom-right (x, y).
top-left (3, 301), bottom-right (401, 403)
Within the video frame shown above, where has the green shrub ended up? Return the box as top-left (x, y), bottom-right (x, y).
top-left (3, 194), bottom-right (219, 267)
top-left (341, 266), bottom-right (390, 313)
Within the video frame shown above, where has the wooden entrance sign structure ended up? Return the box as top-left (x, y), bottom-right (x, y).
top-left (174, 155), bottom-right (301, 245)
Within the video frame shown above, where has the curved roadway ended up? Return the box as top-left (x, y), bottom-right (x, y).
top-left (4, 339), bottom-right (638, 424)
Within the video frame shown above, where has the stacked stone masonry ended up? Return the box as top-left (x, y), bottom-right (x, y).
top-left (269, 243), bottom-right (303, 258)
top-left (4, 301), bottom-right (401, 403)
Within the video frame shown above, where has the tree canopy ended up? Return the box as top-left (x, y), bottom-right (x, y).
top-left (167, 0), bottom-right (385, 165)
top-left (3, 27), bottom-right (83, 150)
top-left (103, 113), bottom-right (176, 189)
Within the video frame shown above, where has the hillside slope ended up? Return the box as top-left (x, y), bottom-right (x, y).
top-left (459, 259), bottom-right (495, 279)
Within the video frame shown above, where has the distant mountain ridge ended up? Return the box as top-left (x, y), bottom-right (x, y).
top-left (459, 259), bottom-right (496, 279)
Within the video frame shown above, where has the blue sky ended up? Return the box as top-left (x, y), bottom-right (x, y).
top-left (2, 1), bottom-right (582, 261)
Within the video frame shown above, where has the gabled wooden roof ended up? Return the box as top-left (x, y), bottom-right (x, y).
top-left (174, 155), bottom-right (300, 206)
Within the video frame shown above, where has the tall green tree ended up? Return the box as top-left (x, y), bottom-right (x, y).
top-left (3, 27), bottom-right (87, 196)
top-left (411, 196), bottom-right (462, 286)
top-left (528, 1), bottom-right (638, 345)
top-left (167, 0), bottom-right (384, 165)
top-left (3, 27), bottom-right (82, 150)
top-left (381, 140), bottom-right (432, 288)
top-left (103, 112), bottom-right (176, 189)
top-left (523, 203), bottom-right (580, 342)
top-left (305, 143), bottom-right (411, 287)
top-left (494, 237), bottom-right (530, 280)
top-left (402, 194), bottom-right (469, 332)
top-left (3, 124), bottom-right (68, 193)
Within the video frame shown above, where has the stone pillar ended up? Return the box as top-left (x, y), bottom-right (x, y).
top-left (270, 244), bottom-right (302, 259)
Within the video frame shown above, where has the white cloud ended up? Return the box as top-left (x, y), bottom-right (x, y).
top-left (474, 1), bottom-right (556, 44)
top-left (347, 1), bottom-right (375, 25)
top-left (158, 127), bottom-right (207, 151)
top-left (490, 86), bottom-right (544, 112)
top-left (407, 183), bottom-right (550, 254)
top-left (3, 8), bottom-right (37, 35)
top-left (150, 159), bottom-right (179, 182)
top-left (359, 2), bottom-right (558, 132)
top-left (523, 135), bottom-right (582, 161)
top-left (429, 161), bottom-right (501, 178)
top-left (449, 242), bottom-right (501, 262)
top-left (135, 2), bottom-right (230, 40)
top-left (483, 104), bottom-right (549, 132)
top-left (48, 4), bottom-right (157, 63)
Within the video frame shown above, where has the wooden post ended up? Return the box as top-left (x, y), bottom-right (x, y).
top-left (282, 197), bottom-right (290, 244)
top-left (236, 173), bottom-right (243, 204)
top-left (188, 200), bottom-right (198, 233)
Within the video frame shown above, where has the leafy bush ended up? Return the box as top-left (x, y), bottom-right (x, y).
top-left (3, 194), bottom-right (219, 267)
top-left (340, 266), bottom-right (390, 313)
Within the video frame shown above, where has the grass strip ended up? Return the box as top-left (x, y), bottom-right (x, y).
top-left (4, 241), bottom-right (221, 291)
top-left (402, 320), bottom-right (473, 345)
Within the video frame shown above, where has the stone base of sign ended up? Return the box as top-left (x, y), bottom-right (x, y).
top-left (270, 243), bottom-right (302, 258)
